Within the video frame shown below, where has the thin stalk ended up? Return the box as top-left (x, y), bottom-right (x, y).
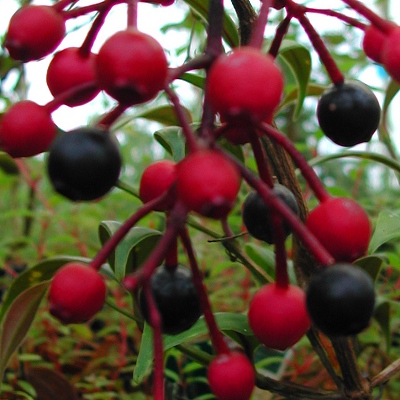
top-left (248, 0), bottom-right (273, 49)
top-left (96, 103), bottom-right (130, 129)
top-left (127, 0), bottom-right (138, 28)
top-left (305, 8), bottom-right (366, 29)
top-left (272, 213), bottom-right (289, 288)
top-left (268, 15), bottom-right (292, 58)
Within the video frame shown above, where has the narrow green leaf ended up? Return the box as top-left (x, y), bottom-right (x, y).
top-left (354, 255), bottom-right (384, 282)
top-left (278, 83), bottom-right (326, 113)
top-left (373, 299), bottom-right (391, 351)
top-left (368, 210), bottom-right (400, 253)
top-left (244, 243), bottom-right (275, 279)
top-left (98, 222), bottom-right (162, 281)
top-left (0, 256), bottom-right (91, 323)
top-left (154, 126), bottom-right (186, 162)
top-left (179, 72), bottom-right (205, 89)
top-left (277, 40), bottom-right (312, 118)
top-left (183, 0), bottom-right (239, 48)
top-left (0, 281), bottom-right (49, 380)
top-left (134, 313), bottom-right (252, 384)
top-left (0, 153), bottom-right (19, 175)
top-left (135, 105), bottom-right (193, 126)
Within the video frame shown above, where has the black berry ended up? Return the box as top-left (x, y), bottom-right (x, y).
top-left (139, 265), bottom-right (202, 335)
top-left (306, 264), bottom-right (375, 337)
top-left (47, 127), bottom-right (122, 201)
top-left (242, 184), bottom-right (299, 244)
top-left (316, 80), bottom-right (381, 147)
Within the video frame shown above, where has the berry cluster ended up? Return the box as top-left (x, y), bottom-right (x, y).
top-left (3, 0), bottom-right (395, 398)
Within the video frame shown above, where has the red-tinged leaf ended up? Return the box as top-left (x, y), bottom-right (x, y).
top-left (0, 281), bottom-right (49, 380)
top-left (26, 366), bottom-right (79, 400)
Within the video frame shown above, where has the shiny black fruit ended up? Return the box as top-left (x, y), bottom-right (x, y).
top-left (47, 127), bottom-right (122, 201)
top-left (317, 80), bottom-right (380, 147)
top-left (306, 263), bottom-right (375, 337)
top-left (140, 265), bottom-right (202, 335)
top-left (242, 184), bottom-right (299, 244)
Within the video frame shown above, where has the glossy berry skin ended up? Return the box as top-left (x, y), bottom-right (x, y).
top-left (0, 101), bottom-right (57, 158)
top-left (306, 264), bottom-right (375, 337)
top-left (362, 25), bottom-right (389, 64)
top-left (96, 29), bottom-right (168, 105)
top-left (46, 47), bottom-right (100, 107)
top-left (176, 150), bottom-right (241, 219)
top-left (306, 197), bottom-right (371, 263)
top-left (48, 263), bottom-right (106, 324)
top-left (139, 265), bottom-right (202, 335)
top-left (139, 160), bottom-right (177, 211)
top-left (382, 28), bottom-right (400, 83)
top-left (248, 283), bottom-right (310, 351)
top-left (207, 47), bottom-right (283, 124)
top-left (316, 80), bottom-right (380, 147)
top-left (4, 5), bottom-right (65, 62)
top-left (207, 352), bottom-right (255, 400)
top-left (47, 127), bottom-right (122, 201)
top-left (242, 184), bottom-right (299, 244)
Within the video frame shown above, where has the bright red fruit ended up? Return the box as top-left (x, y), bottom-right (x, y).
top-left (96, 29), bottom-right (168, 105)
top-left (362, 25), bottom-right (389, 64)
top-left (0, 101), bottom-right (57, 158)
top-left (248, 283), bottom-right (310, 351)
top-left (139, 160), bottom-right (177, 211)
top-left (46, 47), bottom-right (100, 107)
top-left (207, 352), bottom-right (255, 400)
top-left (382, 27), bottom-right (400, 82)
top-left (4, 5), bottom-right (65, 62)
top-left (306, 197), bottom-right (371, 263)
top-left (207, 47), bottom-right (283, 123)
top-left (176, 150), bottom-right (241, 219)
top-left (48, 263), bottom-right (106, 324)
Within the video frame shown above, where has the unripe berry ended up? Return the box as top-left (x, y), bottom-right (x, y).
top-left (176, 150), bottom-right (241, 219)
top-left (46, 47), bottom-right (100, 107)
top-left (207, 47), bottom-right (283, 123)
top-left (48, 263), bottom-right (106, 324)
top-left (4, 5), bottom-right (65, 62)
top-left (306, 197), bottom-right (371, 263)
top-left (207, 352), bottom-right (255, 400)
top-left (139, 160), bottom-right (177, 211)
top-left (382, 27), bottom-right (400, 83)
top-left (306, 264), bottom-right (375, 337)
top-left (96, 29), bottom-right (168, 105)
top-left (0, 101), bottom-right (57, 158)
top-left (317, 80), bottom-right (381, 147)
top-left (139, 265), bottom-right (202, 335)
top-left (248, 283), bottom-right (310, 350)
top-left (47, 127), bottom-right (122, 201)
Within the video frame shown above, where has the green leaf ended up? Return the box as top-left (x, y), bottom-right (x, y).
top-left (179, 72), bottom-right (205, 89)
top-left (133, 312), bottom-right (252, 384)
top-left (183, 0), bottom-right (239, 48)
top-left (278, 83), bottom-right (326, 113)
top-left (277, 40), bottom-right (312, 118)
top-left (373, 298), bottom-right (391, 351)
top-left (368, 210), bottom-right (400, 253)
top-left (244, 243), bottom-right (275, 280)
top-left (0, 153), bottom-right (19, 175)
top-left (154, 127), bottom-right (186, 162)
top-left (354, 255), bottom-right (385, 282)
top-left (0, 281), bottom-right (49, 381)
top-left (98, 222), bottom-right (162, 281)
top-left (135, 105), bottom-right (193, 126)
top-left (0, 256), bottom-right (91, 323)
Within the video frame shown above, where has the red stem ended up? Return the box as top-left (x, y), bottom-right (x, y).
top-left (164, 85), bottom-right (200, 153)
top-left (268, 15), bottom-right (292, 58)
top-left (340, 0), bottom-right (395, 33)
top-left (248, 0), bottom-right (273, 49)
top-left (167, 54), bottom-right (213, 82)
top-left (127, 0), bottom-right (138, 28)
top-left (180, 228), bottom-right (230, 355)
top-left (260, 123), bottom-right (331, 203)
top-left (271, 213), bottom-right (289, 288)
top-left (62, 0), bottom-right (125, 19)
top-left (96, 103), bottom-right (129, 129)
top-left (53, 0), bottom-right (76, 12)
top-left (304, 8), bottom-right (366, 30)
top-left (90, 191), bottom-right (173, 271)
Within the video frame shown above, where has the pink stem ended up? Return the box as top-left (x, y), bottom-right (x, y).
top-left (180, 228), bottom-right (230, 355)
top-left (248, 0), bottom-right (273, 49)
top-left (62, 0), bottom-right (125, 19)
top-left (305, 8), bottom-right (366, 29)
top-left (271, 213), bottom-right (289, 288)
top-left (127, 0), bottom-right (138, 28)
top-left (260, 123), bottom-right (331, 203)
top-left (268, 15), bottom-right (292, 58)
top-left (96, 103), bottom-right (129, 129)
top-left (53, 0), bottom-right (76, 12)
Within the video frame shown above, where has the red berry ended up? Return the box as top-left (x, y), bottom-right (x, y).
top-left (0, 101), bottom-right (57, 158)
top-left (48, 263), bottom-right (106, 324)
top-left (248, 283), bottom-right (310, 351)
top-left (4, 5), bottom-right (65, 62)
top-left (207, 47), bottom-right (283, 123)
top-left (306, 197), bottom-right (371, 263)
top-left (140, 0), bottom-right (175, 6)
top-left (46, 47), bottom-right (100, 107)
top-left (362, 25), bottom-right (389, 64)
top-left (96, 29), bottom-right (168, 105)
top-left (139, 160), bottom-right (177, 211)
top-left (382, 27), bottom-right (400, 82)
top-left (176, 150), bottom-right (241, 219)
top-left (207, 352), bottom-right (255, 400)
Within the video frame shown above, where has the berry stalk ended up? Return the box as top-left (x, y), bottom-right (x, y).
top-left (271, 213), bottom-right (290, 288)
top-left (248, 0), bottom-right (273, 49)
top-left (249, 129), bottom-right (274, 187)
top-left (268, 15), bottom-right (292, 58)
